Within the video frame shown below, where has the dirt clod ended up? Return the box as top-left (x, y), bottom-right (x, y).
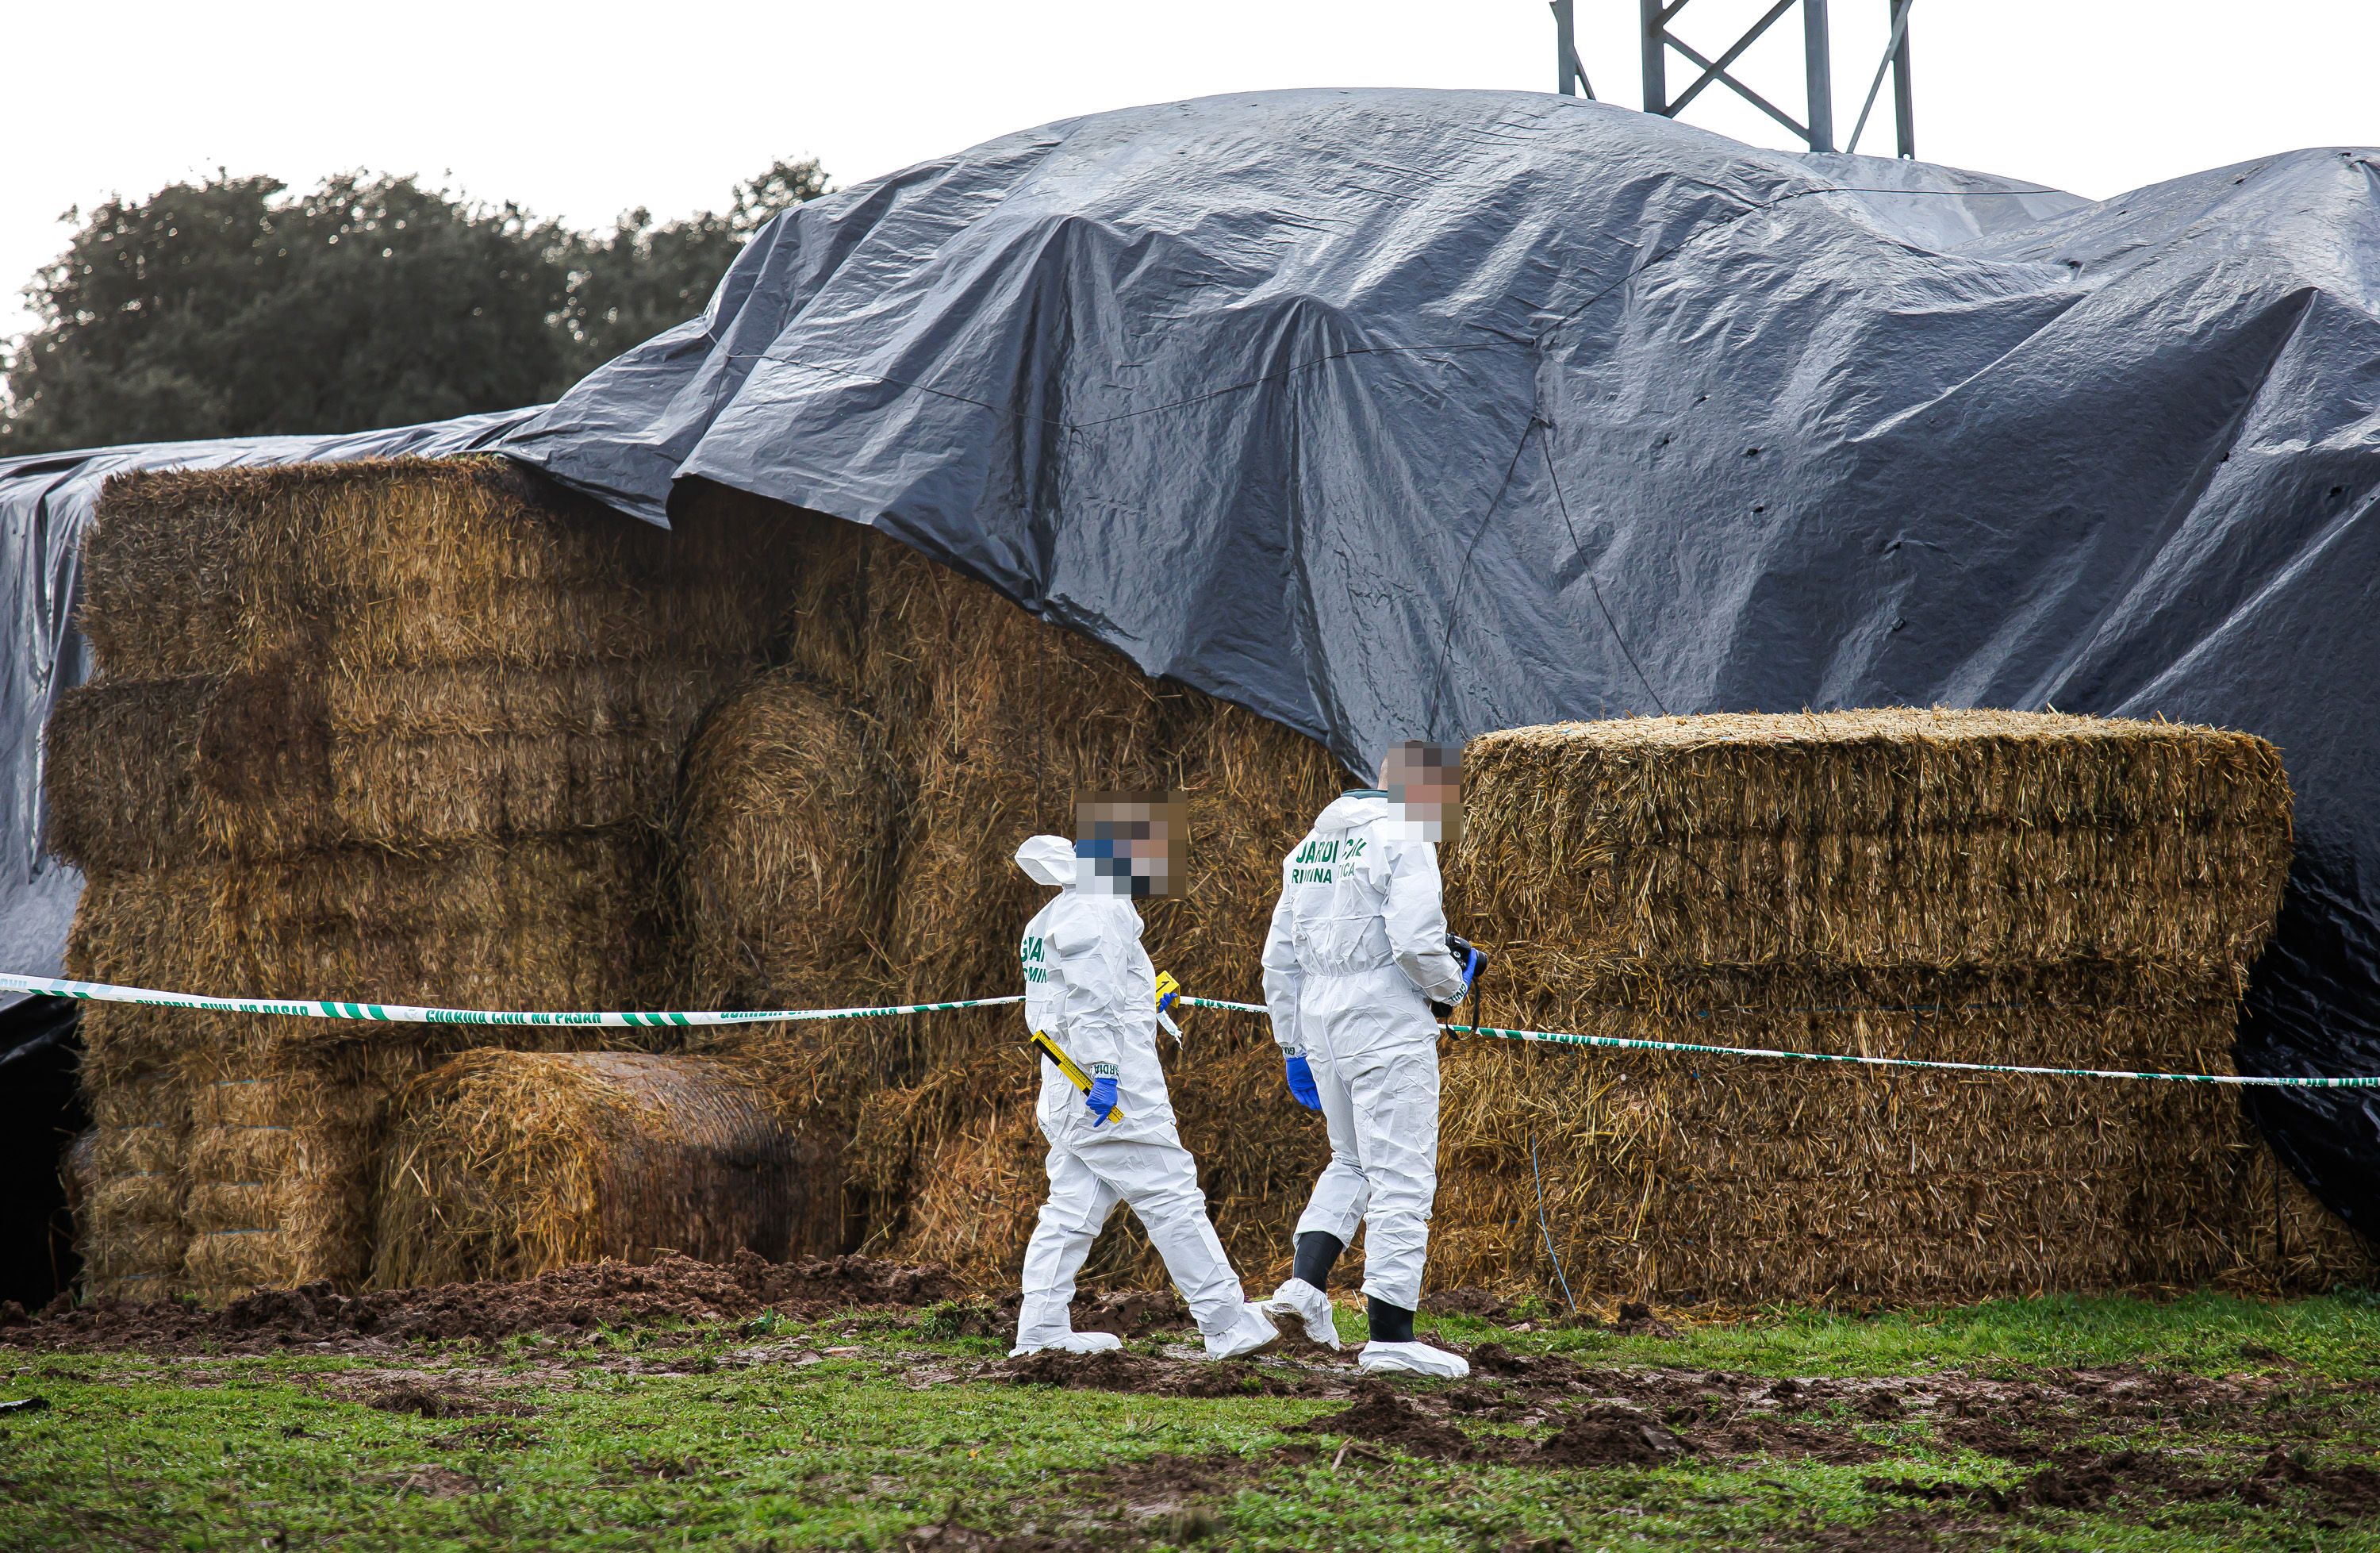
top-left (1536, 1405), bottom-right (1688, 1467)
top-left (364, 1382), bottom-right (530, 1420)
top-left (2256, 1449), bottom-right (2380, 1513)
top-left (994, 1348), bottom-right (1323, 1398)
top-left (1293, 1382), bottom-right (1476, 1460)
top-left (1942, 1416), bottom-right (2044, 1463)
top-left (390, 1464), bottom-right (481, 1498)
top-left (1466, 1341), bottom-right (1583, 1382)
top-left (1429, 1289), bottom-right (1518, 1320)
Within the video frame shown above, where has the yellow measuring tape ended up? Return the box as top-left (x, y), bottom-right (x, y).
top-left (1031, 1029), bottom-right (1124, 1123)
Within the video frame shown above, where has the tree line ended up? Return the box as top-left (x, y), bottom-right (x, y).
top-left (0, 158), bottom-right (827, 456)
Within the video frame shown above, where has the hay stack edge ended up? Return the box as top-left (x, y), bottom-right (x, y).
top-left (44, 461), bottom-right (2371, 1307)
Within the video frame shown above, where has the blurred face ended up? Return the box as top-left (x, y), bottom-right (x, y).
top-left (1380, 741), bottom-right (1463, 844)
top-left (1074, 789), bottom-right (1189, 898)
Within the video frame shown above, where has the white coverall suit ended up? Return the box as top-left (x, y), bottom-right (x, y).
top-left (1260, 791), bottom-right (1468, 1314)
top-left (1012, 836), bottom-right (1274, 1357)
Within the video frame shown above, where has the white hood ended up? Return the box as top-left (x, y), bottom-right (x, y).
top-left (1314, 790), bottom-right (1391, 832)
top-left (1015, 834), bottom-right (1080, 888)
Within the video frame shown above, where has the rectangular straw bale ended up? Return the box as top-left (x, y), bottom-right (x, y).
top-left (63, 866), bottom-right (236, 995)
top-left (1426, 971), bottom-right (2369, 1301)
top-left (1472, 710), bottom-right (2291, 832)
top-left (179, 1027), bottom-right (590, 1298)
top-left (79, 1192), bottom-right (189, 1301)
top-left (218, 830), bottom-right (670, 1034)
top-left (74, 1055), bottom-right (192, 1301)
top-left (65, 867), bottom-right (243, 1105)
top-left (1453, 712), bottom-right (2293, 976)
top-left (187, 660), bottom-right (758, 859)
top-left (42, 675), bottom-right (221, 873)
top-left (84, 459), bottom-right (804, 678)
top-left (178, 1032), bottom-right (340, 1296)
top-left (67, 833), bottom-right (664, 1043)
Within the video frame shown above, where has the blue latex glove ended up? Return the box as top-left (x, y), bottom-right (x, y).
top-left (1432, 934), bottom-right (1489, 1018)
top-left (1460, 945), bottom-right (1486, 995)
top-left (1284, 1054), bottom-right (1321, 1111)
top-left (1084, 1074), bottom-right (1119, 1126)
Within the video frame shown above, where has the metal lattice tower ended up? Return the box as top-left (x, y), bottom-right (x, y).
top-left (1552, 0), bottom-right (1916, 160)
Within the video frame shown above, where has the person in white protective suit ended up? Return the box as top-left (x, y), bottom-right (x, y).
top-left (1256, 751), bottom-right (1482, 1378)
top-left (1010, 832), bottom-right (1280, 1359)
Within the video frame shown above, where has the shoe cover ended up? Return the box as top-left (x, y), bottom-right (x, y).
top-left (1261, 1277), bottom-right (1342, 1349)
top-left (1203, 1302), bottom-right (1284, 1360)
top-left (1008, 1330), bottom-right (1124, 1358)
top-left (1357, 1340), bottom-right (1469, 1378)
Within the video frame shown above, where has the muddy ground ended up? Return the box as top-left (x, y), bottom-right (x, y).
top-left (9, 1255), bottom-right (2380, 1549)
top-left (0, 1251), bottom-right (961, 1351)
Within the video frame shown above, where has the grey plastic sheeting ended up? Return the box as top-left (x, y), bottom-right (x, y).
top-left (0, 408), bottom-right (538, 1019)
top-left (505, 90), bottom-right (2380, 1236)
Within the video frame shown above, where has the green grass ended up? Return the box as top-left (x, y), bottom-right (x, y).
top-left (3, 1289), bottom-right (2378, 1551)
top-left (1438, 1285), bottom-right (2380, 1378)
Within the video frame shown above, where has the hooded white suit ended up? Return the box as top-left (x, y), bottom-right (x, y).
top-left (1012, 836), bottom-right (1273, 1358)
top-left (1260, 791), bottom-right (1467, 1313)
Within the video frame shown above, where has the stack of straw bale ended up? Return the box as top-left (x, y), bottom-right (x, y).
top-left (48, 460), bottom-right (801, 1297)
top-left (668, 494), bottom-right (2368, 1303)
top-left (1433, 713), bottom-right (2370, 1301)
top-left (671, 490), bottom-right (1343, 1283)
top-left (56, 467), bottom-right (2367, 1305)
top-left (374, 1051), bottom-right (812, 1286)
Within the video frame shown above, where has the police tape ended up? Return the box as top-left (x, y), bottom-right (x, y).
top-left (0, 972), bottom-right (1019, 1028)
top-left (1172, 995), bottom-right (2380, 1090)
top-left (6, 971), bottom-right (2373, 1090)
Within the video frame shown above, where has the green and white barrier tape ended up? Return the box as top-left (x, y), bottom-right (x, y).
top-left (0, 972), bottom-right (1019, 1028)
top-left (1173, 995), bottom-right (2380, 1090)
top-left (7, 973), bottom-right (2373, 1089)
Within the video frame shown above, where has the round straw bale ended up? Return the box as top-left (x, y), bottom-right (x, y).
top-left (888, 1097), bottom-right (1045, 1291)
top-left (677, 670), bottom-right (900, 1009)
top-left (372, 1051), bottom-right (827, 1288)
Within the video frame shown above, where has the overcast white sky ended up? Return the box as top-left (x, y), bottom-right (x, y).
top-left (6, 0), bottom-right (2378, 347)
